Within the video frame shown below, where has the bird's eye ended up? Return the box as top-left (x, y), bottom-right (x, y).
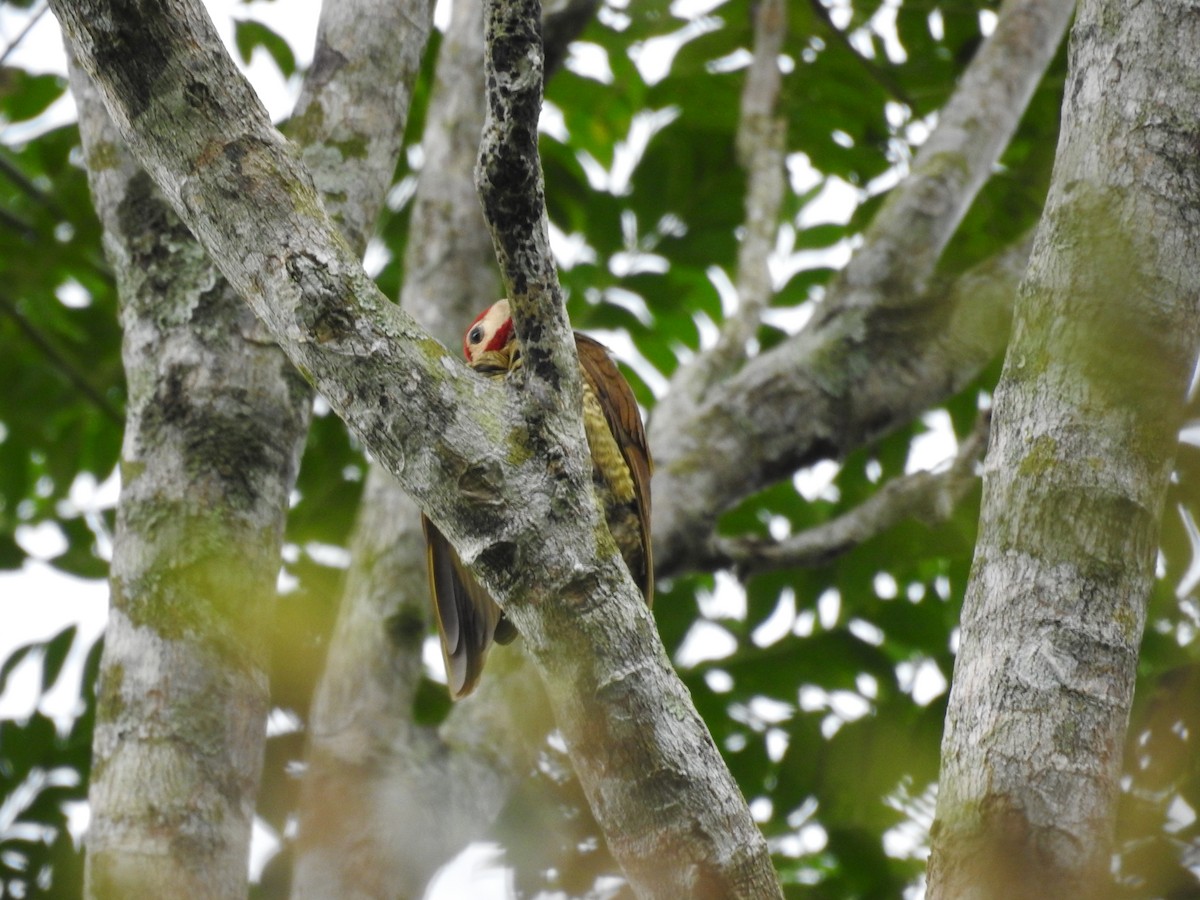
top-left (468, 325), bottom-right (484, 345)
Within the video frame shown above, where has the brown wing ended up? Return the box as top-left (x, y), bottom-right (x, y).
top-left (422, 515), bottom-right (511, 699)
top-left (574, 333), bottom-right (654, 605)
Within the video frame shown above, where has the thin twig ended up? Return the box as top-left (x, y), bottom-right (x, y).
top-left (0, 205), bottom-right (37, 242)
top-left (0, 3), bottom-right (48, 68)
top-left (0, 149), bottom-right (68, 219)
top-left (0, 293), bottom-right (124, 425)
top-left (542, 0), bottom-right (600, 79)
top-left (706, 410), bottom-right (991, 576)
top-left (712, 0), bottom-right (787, 366)
top-left (0, 151), bottom-right (113, 285)
top-left (807, 0), bottom-right (912, 107)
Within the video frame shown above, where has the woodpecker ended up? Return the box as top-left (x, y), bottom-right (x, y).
top-left (423, 299), bottom-right (653, 698)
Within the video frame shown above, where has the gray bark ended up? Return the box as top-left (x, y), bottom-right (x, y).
top-left (70, 63), bottom-right (310, 900)
top-left (928, 0), bottom-right (1200, 895)
top-left (650, 0), bottom-right (1076, 577)
top-left (67, 0), bottom-right (430, 895)
top-left (52, 0), bottom-right (782, 895)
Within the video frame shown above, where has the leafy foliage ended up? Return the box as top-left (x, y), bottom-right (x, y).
top-left (2, 0), bottom-right (1199, 897)
top-left (233, 19), bottom-right (298, 77)
top-left (0, 626), bottom-right (99, 899)
top-left (0, 118), bottom-right (121, 579)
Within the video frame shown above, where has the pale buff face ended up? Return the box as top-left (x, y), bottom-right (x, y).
top-left (463, 299), bottom-right (513, 364)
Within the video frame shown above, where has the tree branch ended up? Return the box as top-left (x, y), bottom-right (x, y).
top-left (476, 0), bottom-right (580, 406)
top-left (821, 0), bottom-right (1072, 316)
top-left (542, 0), bottom-right (600, 78)
top-left (69, 52), bottom-right (311, 897)
top-left (66, 0), bottom-right (433, 894)
top-left (53, 0), bottom-right (781, 895)
top-left (471, 0), bottom-right (782, 895)
top-left (705, 411), bottom-right (990, 576)
top-left (0, 148), bottom-right (68, 220)
top-left (655, 224), bottom-right (1033, 577)
top-left (806, 0), bottom-right (912, 108)
top-left (0, 2), bottom-right (48, 67)
top-left (650, 0), bottom-right (1072, 575)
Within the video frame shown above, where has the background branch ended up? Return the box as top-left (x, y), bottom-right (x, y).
top-left (65, 0), bottom-right (433, 894)
top-left (655, 227), bottom-right (1034, 577)
top-left (292, 0), bottom-right (564, 890)
top-left (69, 52), bottom-right (312, 896)
top-left (650, 0), bottom-right (1072, 573)
top-left (708, 411), bottom-right (990, 576)
top-left (667, 0), bottom-right (787, 403)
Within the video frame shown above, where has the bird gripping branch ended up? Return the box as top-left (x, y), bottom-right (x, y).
top-left (423, 300), bottom-right (653, 697)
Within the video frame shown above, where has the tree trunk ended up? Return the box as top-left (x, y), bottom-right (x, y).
top-left (71, 65), bottom-right (311, 900)
top-left (67, 0), bottom-right (431, 895)
top-left (928, 0), bottom-right (1200, 895)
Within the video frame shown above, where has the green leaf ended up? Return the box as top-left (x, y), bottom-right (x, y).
top-left (40, 625), bottom-right (77, 694)
top-left (412, 676), bottom-right (453, 725)
top-left (0, 69), bottom-right (65, 123)
top-left (0, 642), bottom-right (36, 696)
top-left (0, 530), bottom-right (23, 569)
top-left (233, 20), bottom-right (297, 77)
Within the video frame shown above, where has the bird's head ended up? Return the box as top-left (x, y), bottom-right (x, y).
top-left (464, 299), bottom-right (517, 369)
